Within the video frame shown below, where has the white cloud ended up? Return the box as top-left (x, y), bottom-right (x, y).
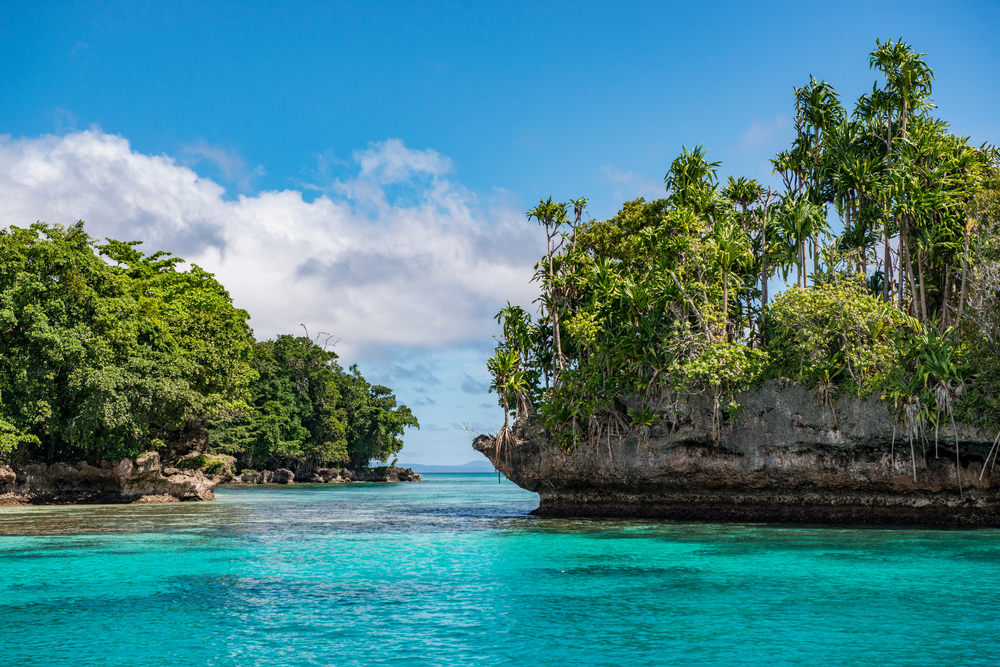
top-left (354, 138), bottom-right (453, 184)
top-left (737, 114), bottom-right (794, 154)
top-left (0, 129), bottom-right (542, 362)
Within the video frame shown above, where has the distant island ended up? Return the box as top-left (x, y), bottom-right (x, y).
top-left (0, 225), bottom-right (419, 504)
top-left (477, 39), bottom-right (1000, 524)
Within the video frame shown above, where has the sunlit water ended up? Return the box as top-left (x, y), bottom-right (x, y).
top-left (2, 474), bottom-right (1000, 666)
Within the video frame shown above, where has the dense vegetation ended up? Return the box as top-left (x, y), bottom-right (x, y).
top-left (0, 222), bottom-right (416, 469)
top-left (210, 334), bottom-right (418, 471)
top-left (488, 40), bottom-right (1000, 465)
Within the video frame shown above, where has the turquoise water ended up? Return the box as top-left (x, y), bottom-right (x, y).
top-left (2, 475), bottom-right (1000, 666)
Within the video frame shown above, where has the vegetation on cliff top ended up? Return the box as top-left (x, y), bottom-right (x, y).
top-left (0, 222), bottom-right (417, 468)
top-left (488, 39), bottom-right (1000, 457)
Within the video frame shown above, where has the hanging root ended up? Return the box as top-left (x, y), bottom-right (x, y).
top-left (952, 410), bottom-right (963, 499)
top-left (980, 431), bottom-right (1000, 481)
top-left (891, 421), bottom-right (896, 465)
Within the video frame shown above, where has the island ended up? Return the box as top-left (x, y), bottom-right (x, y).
top-left (476, 39), bottom-right (1000, 524)
top-left (0, 225), bottom-right (419, 504)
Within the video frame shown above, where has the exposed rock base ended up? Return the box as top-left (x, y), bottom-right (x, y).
top-left (474, 380), bottom-right (1000, 525)
top-left (0, 452), bottom-right (233, 505)
top-left (225, 465), bottom-right (421, 485)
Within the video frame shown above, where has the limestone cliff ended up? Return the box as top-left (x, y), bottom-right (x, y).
top-left (0, 452), bottom-right (233, 505)
top-left (473, 379), bottom-right (1000, 524)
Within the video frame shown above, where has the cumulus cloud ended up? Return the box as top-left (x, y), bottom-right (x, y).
top-left (0, 130), bottom-right (542, 361)
top-left (353, 138), bottom-right (452, 184)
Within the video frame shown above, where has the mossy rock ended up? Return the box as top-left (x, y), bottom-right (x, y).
top-left (177, 454), bottom-right (232, 476)
top-left (204, 461), bottom-right (225, 475)
top-left (178, 454), bottom-right (210, 470)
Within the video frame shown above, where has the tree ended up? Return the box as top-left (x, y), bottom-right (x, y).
top-left (212, 335), bottom-right (419, 470)
top-left (0, 222), bottom-right (255, 464)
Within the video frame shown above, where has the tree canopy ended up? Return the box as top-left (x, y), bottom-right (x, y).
top-left (0, 222), bottom-right (417, 468)
top-left (487, 39), bottom-right (1000, 453)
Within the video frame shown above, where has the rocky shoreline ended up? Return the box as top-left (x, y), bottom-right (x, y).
top-left (227, 466), bottom-right (421, 485)
top-left (0, 454), bottom-right (421, 506)
top-left (473, 379), bottom-right (1000, 525)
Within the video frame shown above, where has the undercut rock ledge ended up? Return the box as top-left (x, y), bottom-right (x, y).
top-left (0, 452), bottom-right (231, 505)
top-left (473, 379), bottom-right (1000, 525)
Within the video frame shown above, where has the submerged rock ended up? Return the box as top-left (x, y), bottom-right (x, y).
top-left (474, 379), bottom-right (1000, 525)
top-left (0, 452), bottom-right (234, 505)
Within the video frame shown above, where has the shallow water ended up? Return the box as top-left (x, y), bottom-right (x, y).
top-left (2, 474), bottom-right (1000, 666)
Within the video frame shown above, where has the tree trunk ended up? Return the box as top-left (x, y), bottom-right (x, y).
top-left (722, 267), bottom-right (729, 340)
top-left (797, 246), bottom-right (803, 288)
top-left (940, 266), bottom-right (951, 331)
top-left (902, 227), bottom-right (919, 320)
top-left (813, 232), bottom-right (820, 282)
top-left (548, 234), bottom-right (563, 384)
top-left (761, 255), bottom-right (768, 344)
top-left (957, 230), bottom-right (971, 326)
top-left (917, 250), bottom-right (929, 325)
top-left (884, 212), bottom-right (891, 303)
top-left (799, 244), bottom-right (807, 288)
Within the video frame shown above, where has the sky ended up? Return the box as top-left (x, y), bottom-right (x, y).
top-left (1, 1), bottom-right (999, 464)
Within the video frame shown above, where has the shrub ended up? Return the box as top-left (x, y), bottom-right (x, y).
top-left (766, 276), bottom-right (919, 396)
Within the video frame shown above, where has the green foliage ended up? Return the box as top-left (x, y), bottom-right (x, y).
top-left (487, 41), bottom-right (1000, 443)
top-left (682, 342), bottom-right (769, 398)
top-left (0, 222), bottom-right (255, 463)
top-left (0, 223), bottom-right (418, 468)
top-left (211, 335), bottom-right (419, 470)
top-left (628, 405), bottom-right (657, 427)
top-left (766, 277), bottom-right (918, 396)
top-left (178, 454), bottom-right (210, 470)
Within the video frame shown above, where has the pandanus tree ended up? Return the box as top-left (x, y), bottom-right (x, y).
top-left (711, 216), bottom-right (752, 339)
top-left (723, 176), bottom-right (777, 343)
top-left (777, 195), bottom-right (828, 288)
top-left (856, 38), bottom-right (936, 304)
top-left (664, 145), bottom-right (721, 217)
top-left (527, 198), bottom-right (568, 384)
top-left (527, 197), bottom-right (588, 389)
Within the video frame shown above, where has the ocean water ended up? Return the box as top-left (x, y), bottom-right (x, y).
top-left (2, 475), bottom-right (1000, 666)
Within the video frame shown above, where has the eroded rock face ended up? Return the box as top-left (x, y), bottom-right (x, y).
top-left (351, 467), bottom-right (422, 483)
top-left (272, 469), bottom-right (295, 484)
top-left (0, 452), bottom-right (233, 505)
top-left (225, 466), bottom-right (422, 484)
top-left (474, 380), bottom-right (1000, 525)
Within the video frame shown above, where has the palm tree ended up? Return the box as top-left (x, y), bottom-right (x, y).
top-left (527, 198), bottom-right (569, 384)
top-left (664, 145), bottom-right (721, 217)
top-left (778, 196), bottom-right (826, 288)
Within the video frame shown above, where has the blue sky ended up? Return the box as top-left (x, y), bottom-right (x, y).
top-left (2, 1), bottom-right (999, 463)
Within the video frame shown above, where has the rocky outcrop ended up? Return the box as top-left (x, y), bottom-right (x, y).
top-left (351, 467), bottom-right (422, 483)
top-left (225, 465), bottom-right (422, 485)
top-left (272, 468), bottom-right (295, 484)
top-left (0, 451), bottom-right (234, 505)
top-left (474, 379), bottom-right (1000, 525)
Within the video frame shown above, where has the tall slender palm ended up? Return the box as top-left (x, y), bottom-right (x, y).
top-left (778, 196), bottom-right (827, 288)
top-left (711, 216), bottom-right (752, 337)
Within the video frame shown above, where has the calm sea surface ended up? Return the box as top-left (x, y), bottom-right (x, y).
top-left (2, 474), bottom-right (1000, 666)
